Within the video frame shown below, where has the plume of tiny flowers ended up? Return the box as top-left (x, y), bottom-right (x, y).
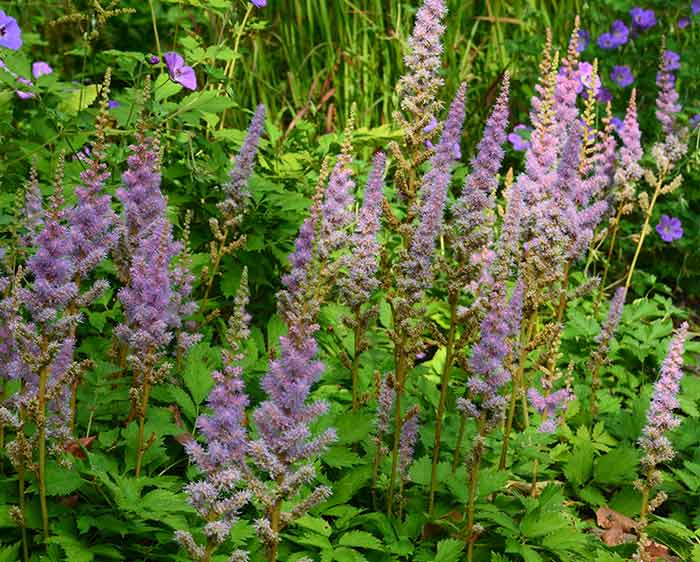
top-left (67, 69), bottom-right (118, 285)
top-left (177, 270), bottom-right (252, 560)
top-left (115, 218), bottom-right (178, 356)
top-left (528, 386), bottom-right (574, 433)
top-left (376, 373), bottom-right (395, 438)
top-left (248, 178), bottom-right (334, 551)
top-left (397, 0), bottom-right (448, 144)
top-left (451, 74), bottom-right (510, 267)
top-left (615, 90), bottom-right (643, 196)
top-left (460, 280), bottom-right (524, 429)
top-left (338, 151), bottom-right (386, 308)
top-left (22, 167), bottom-right (43, 246)
top-left (170, 216), bottom-right (202, 356)
top-left (399, 83), bottom-right (466, 299)
top-left (654, 50), bottom-right (688, 168)
top-left (595, 287), bottom-right (626, 349)
top-left (639, 322), bottom-right (689, 472)
top-left (399, 406), bottom-right (420, 480)
top-left (319, 119), bottom-right (356, 261)
top-left (553, 20), bottom-right (583, 143)
top-left (655, 51), bottom-right (682, 137)
top-left (115, 80), bottom-right (166, 274)
top-left (217, 104), bottom-right (266, 228)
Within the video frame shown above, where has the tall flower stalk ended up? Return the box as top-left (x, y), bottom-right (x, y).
top-left (202, 104), bottom-right (265, 312)
top-left (624, 50), bottom-right (687, 291)
top-left (635, 322), bottom-right (688, 561)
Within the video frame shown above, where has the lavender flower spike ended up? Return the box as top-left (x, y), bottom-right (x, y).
top-left (528, 387), bottom-right (574, 433)
top-left (319, 154), bottom-right (355, 259)
top-left (218, 104), bottom-right (266, 227)
top-left (400, 83), bottom-right (467, 298)
top-left (639, 322), bottom-right (688, 470)
top-left (339, 151), bottom-right (386, 308)
top-left (22, 167), bottom-right (43, 246)
top-left (398, 0), bottom-right (448, 138)
top-left (655, 51), bottom-right (682, 137)
top-left (615, 90), bottom-right (643, 194)
top-left (178, 271), bottom-right (252, 560)
top-left (399, 406), bottom-right (420, 479)
top-left (452, 73), bottom-right (510, 263)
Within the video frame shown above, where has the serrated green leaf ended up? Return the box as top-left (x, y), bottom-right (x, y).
top-left (323, 446), bottom-right (361, 468)
top-left (0, 543), bottom-right (20, 562)
top-left (594, 446), bottom-right (639, 486)
top-left (564, 436), bottom-right (594, 487)
top-left (333, 546), bottom-right (368, 562)
top-left (434, 538), bottom-right (464, 562)
top-left (47, 535), bottom-right (94, 562)
top-left (58, 85), bottom-right (98, 114)
top-left (183, 342), bottom-right (219, 405)
top-left (43, 462), bottom-right (83, 496)
top-left (295, 515), bottom-right (332, 537)
top-left (338, 530), bottom-right (384, 551)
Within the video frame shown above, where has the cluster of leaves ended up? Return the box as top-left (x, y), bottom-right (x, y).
top-left (0, 1), bottom-right (699, 562)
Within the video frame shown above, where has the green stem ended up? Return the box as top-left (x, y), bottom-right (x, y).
top-left (18, 454), bottom-right (29, 561)
top-left (135, 375), bottom-right (152, 478)
top-left (148, 0), bottom-right (162, 60)
top-left (464, 415), bottom-right (486, 562)
top-left (595, 201), bottom-right (624, 312)
top-left (37, 364), bottom-right (50, 540)
top-left (624, 177), bottom-right (664, 291)
top-left (452, 413), bottom-right (467, 473)
top-left (428, 296), bottom-right (458, 514)
top-left (201, 228), bottom-right (229, 312)
top-left (218, 4), bottom-right (254, 129)
top-left (386, 333), bottom-right (407, 516)
top-left (499, 311), bottom-right (536, 470)
top-left (351, 308), bottom-right (362, 411)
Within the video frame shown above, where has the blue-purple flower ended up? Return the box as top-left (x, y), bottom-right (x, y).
top-left (32, 62), bottom-right (53, 79)
top-left (508, 124), bottom-right (531, 151)
top-left (678, 16), bottom-right (691, 28)
top-left (611, 65), bottom-right (634, 88)
top-left (250, 0), bottom-right (267, 6)
top-left (694, 0), bottom-right (700, 15)
top-left (630, 7), bottom-right (656, 30)
top-left (662, 50), bottom-right (681, 72)
top-left (148, 55), bottom-right (160, 65)
top-left (656, 215), bottom-right (683, 243)
top-left (597, 20), bottom-right (629, 49)
top-left (610, 116), bottom-right (624, 132)
top-left (597, 87), bottom-right (612, 103)
top-left (690, 114), bottom-right (700, 129)
top-left (0, 10), bottom-right (22, 50)
top-left (107, 99), bottom-right (120, 109)
top-left (163, 51), bottom-right (197, 90)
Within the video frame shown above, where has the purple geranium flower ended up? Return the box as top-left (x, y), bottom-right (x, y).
top-left (32, 62), bottom-right (53, 79)
top-left (148, 55), bottom-right (160, 65)
top-left (690, 114), bottom-right (700, 129)
top-left (630, 7), bottom-right (656, 30)
top-left (656, 215), bottom-right (683, 242)
top-left (108, 99), bottom-right (120, 109)
top-left (597, 33), bottom-right (616, 49)
top-left (662, 50), bottom-right (681, 72)
top-left (678, 16), bottom-right (691, 28)
top-left (577, 29), bottom-right (590, 52)
top-left (597, 87), bottom-right (612, 103)
top-left (610, 116), bottom-right (624, 132)
top-left (694, 0), bottom-right (700, 15)
top-left (611, 65), bottom-right (634, 88)
top-left (163, 51), bottom-right (197, 90)
top-left (0, 10), bottom-right (22, 50)
top-left (15, 76), bottom-right (33, 99)
top-left (508, 124), bottom-right (531, 151)
top-left (250, 0), bottom-right (267, 6)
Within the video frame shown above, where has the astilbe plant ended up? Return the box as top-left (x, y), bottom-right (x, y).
top-left (634, 322), bottom-right (689, 561)
top-left (202, 104), bottom-right (266, 311)
top-left (176, 269), bottom-right (252, 562)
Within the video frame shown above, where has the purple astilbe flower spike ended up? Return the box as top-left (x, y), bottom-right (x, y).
top-left (163, 52), bottom-right (197, 90)
top-left (554, 23), bottom-right (582, 141)
top-left (639, 322), bottom-right (688, 470)
top-left (528, 386), bottom-right (574, 433)
top-left (399, 406), bottom-right (420, 479)
top-left (656, 51), bottom-right (682, 136)
top-left (170, 238), bottom-right (202, 355)
top-left (452, 74), bottom-right (510, 265)
top-left (400, 83), bottom-right (467, 298)
top-left (115, 218), bottom-right (177, 354)
top-left (376, 373), bottom-right (395, 436)
top-left (397, 0), bottom-right (448, 139)
top-left (116, 125), bottom-right (166, 264)
top-left (0, 10), bottom-right (22, 50)
top-left (465, 280), bottom-right (524, 428)
top-left (339, 151), bottom-right (386, 308)
top-left (654, 51), bottom-right (688, 167)
top-left (178, 272), bottom-right (252, 559)
top-left (596, 287), bottom-right (626, 350)
top-left (22, 167), bottom-right (43, 246)
top-left (218, 104), bottom-right (266, 227)
top-left (67, 79), bottom-right (119, 280)
top-left (656, 215), bottom-right (683, 243)
top-left (319, 154), bottom-right (355, 260)
top-left (615, 90), bottom-right (643, 193)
